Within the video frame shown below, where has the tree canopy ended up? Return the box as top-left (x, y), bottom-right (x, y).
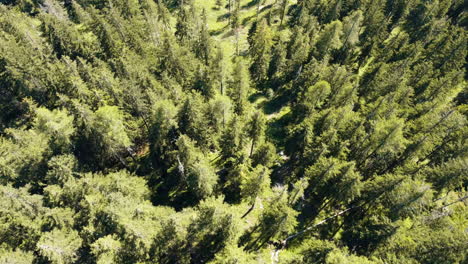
top-left (0, 0), bottom-right (466, 263)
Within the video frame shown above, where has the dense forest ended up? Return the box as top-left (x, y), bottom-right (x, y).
top-left (0, 0), bottom-right (467, 263)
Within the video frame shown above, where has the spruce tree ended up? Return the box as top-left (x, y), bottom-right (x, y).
top-left (249, 19), bottom-right (273, 86)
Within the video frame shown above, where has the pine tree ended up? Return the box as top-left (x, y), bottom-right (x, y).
top-left (315, 20), bottom-right (343, 59)
top-left (207, 94), bottom-right (232, 133)
top-left (246, 111), bottom-right (266, 157)
top-left (0, 128), bottom-right (50, 185)
top-left (175, 135), bottom-right (218, 200)
top-left (338, 10), bottom-right (363, 62)
top-left (286, 26), bottom-right (310, 80)
top-left (249, 19), bottom-right (273, 85)
top-left (251, 142), bottom-right (277, 167)
top-left (91, 105), bottom-right (131, 162)
top-left (268, 39), bottom-right (287, 83)
top-left (149, 100), bottom-right (179, 167)
top-left (177, 92), bottom-right (211, 148)
top-left (195, 9), bottom-right (211, 65)
top-left (240, 165), bottom-right (271, 218)
top-left (303, 157), bottom-right (362, 219)
top-left (37, 228), bottom-right (82, 264)
top-left (242, 185), bottom-right (298, 251)
top-left (219, 115), bottom-right (246, 163)
top-left (34, 107), bottom-right (75, 153)
top-left (175, 3), bottom-right (196, 45)
top-left (230, 60), bottom-right (251, 115)
top-left (302, 80), bottom-right (331, 114)
top-left (0, 1), bottom-right (466, 263)
top-left (210, 46), bottom-right (226, 95)
top-left (279, 0), bottom-right (288, 26)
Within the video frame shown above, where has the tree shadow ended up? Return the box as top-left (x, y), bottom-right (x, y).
top-left (241, 4), bottom-right (273, 25)
top-left (248, 91), bottom-right (265, 103)
top-left (210, 24), bottom-right (231, 36)
top-left (263, 90), bottom-right (290, 115)
top-left (241, 0), bottom-right (259, 10)
top-left (242, 14), bottom-right (256, 25)
top-left (217, 12), bottom-right (231, 22)
top-left (221, 28), bottom-right (235, 38)
top-left (266, 110), bottom-right (292, 146)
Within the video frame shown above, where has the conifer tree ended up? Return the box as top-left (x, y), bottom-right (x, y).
top-left (249, 19), bottom-right (273, 86)
top-left (315, 20), bottom-right (343, 59)
top-left (242, 185), bottom-right (298, 250)
top-left (0, 1), bottom-right (466, 263)
top-left (286, 26), bottom-right (310, 80)
top-left (34, 107), bottom-right (75, 153)
top-left (175, 3), bottom-right (196, 45)
top-left (230, 60), bottom-right (251, 115)
top-left (177, 92), bottom-right (211, 148)
top-left (37, 228), bottom-right (82, 264)
top-left (338, 10), bottom-right (363, 62)
top-left (210, 46), bottom-right (226, 95)
top-left (268, 39), bottom-right (287, 83)
top-left (175, 135), bottom-right (218, 200)
top-left (195, 9), bottom-right (211, 65)
top-left (246, 111), bottom-right (266, 157)
top-left (240, 165), bottom-right (271, 216)
top-left (91, 105), bottom-right (131, 163)
top-left (219, 115), bottom-right (246, 163)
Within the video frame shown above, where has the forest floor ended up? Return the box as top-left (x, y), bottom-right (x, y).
top-left (193, 0), bottom-right (293, 227)
top-left (193, 0), bottom-right (293, 150)
top-left (194, 0), bottom-right (295, 70)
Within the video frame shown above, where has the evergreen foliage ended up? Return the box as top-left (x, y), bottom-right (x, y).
top-left (0, 0), bottom-right (466, 263)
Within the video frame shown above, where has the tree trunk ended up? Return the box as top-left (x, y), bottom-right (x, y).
top-left (235, 29), bottom-right (240, 56)
top-left (229, 0), bottom-right (232, 24)
top-left (256, 0), bottom-right (261, 21)
top-left (241, 200), bottom-right (256, 218)
top-left (280, 0), bottom-right (287, 26)
top-left (250, 139), bottom-right (255, 157)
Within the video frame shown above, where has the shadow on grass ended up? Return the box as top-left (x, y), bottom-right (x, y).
top-left (241, 4), bottom-right (273, 25)
top-left (248, 91), bottom-right (265, 103)
top-left (266, 109), bottom-right (292, 148)
top-left (241, 0), bottom-right (259, 10)
top-left (242, 14), bottom-right (256, 25)
top-left (262, 90), bottom-right (291, 115)
top-left (221, 28), bottom-right (235, 38)
top-left (210, 24), bottom-right (231, 36)
top-left (217, 12), bottom-right (231, 22)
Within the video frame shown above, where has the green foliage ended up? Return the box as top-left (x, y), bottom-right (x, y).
top-left (246, 111), bottom-right (266, 156)
top-left (91, 235), bottom-right (122, 264)
top-left (85, 105), bottom-right (131, 165)
top-left (242, 185), bottom-right (298, 250)
top-left (302, 80), bottom-right (332, 113)
top-left (37, 228), bottom-right (82, 264)
top-left (0, 0), bottom-right (466, 263)
top-left (34, 107), bottom-right (75, 153)
top-left (45, 154), bottom-right (78, 185)
top-left (251, 141), bottom-right (277, 167)
top-left (315, 20), bottom-right (343, 58)
top-left (0, 185), bottom-right (45, 251)
top-left (219, 115), bottom-right (246, 162)
top-left (174, 135), bottom-right (218, 200)
top-left (230, 59), bottom-right (251, 115)
top-left (0, 129), bottom-right (50, 184)
top-left (210, 245), bottom-right (255, 264)
top-left (93, 105), bottom-right (131, 149)
top-left (0, 248), bottom-right (34, 264)
top-left (177, 92), bottom-right (211, 148)
top-left (249, 19), bottom-right (273, 84)
top-left (240, 165), bottom-right (271, 204)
